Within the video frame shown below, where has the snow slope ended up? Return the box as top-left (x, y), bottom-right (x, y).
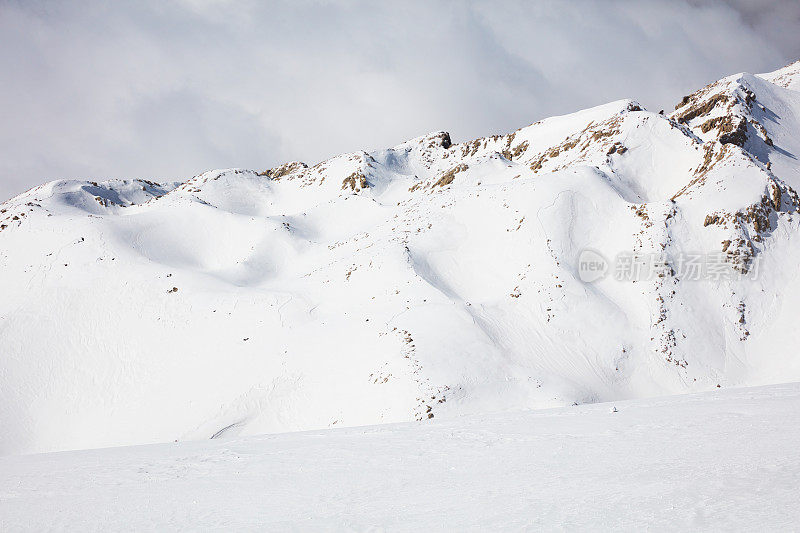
top-left (2, 61), bottom-right (800, 455)
top-left (1, 382), bottom-right (798, 530)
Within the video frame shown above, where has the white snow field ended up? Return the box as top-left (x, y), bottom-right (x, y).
top-left (2, 60), bottom-right (800, 459)
top-left (1, 382), bottom-right (799, 531)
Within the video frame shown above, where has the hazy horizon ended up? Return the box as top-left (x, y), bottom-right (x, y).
top-left (1, 0), bottom-right (799, 201)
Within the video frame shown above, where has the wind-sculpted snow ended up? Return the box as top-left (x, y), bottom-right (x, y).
top-left (2, 61), bottom-right (800, 455)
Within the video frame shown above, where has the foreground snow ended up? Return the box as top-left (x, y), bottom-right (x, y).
top-left (1, 382), bottom-right (798, 531)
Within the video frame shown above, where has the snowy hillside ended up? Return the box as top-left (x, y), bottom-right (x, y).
top-left (2, 383), bottom-right (799, 530)
top-left (2, 61), bottom-right (800, 455)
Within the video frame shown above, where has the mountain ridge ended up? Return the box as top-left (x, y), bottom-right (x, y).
top-left (2, 60), bottom-right (800, 455)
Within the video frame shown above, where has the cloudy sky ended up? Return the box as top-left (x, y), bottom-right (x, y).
top-left (1, 0), bottom-right (799, 201)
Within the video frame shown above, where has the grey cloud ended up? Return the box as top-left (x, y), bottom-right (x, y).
top-left (0, 0), bottom-right (797, 200)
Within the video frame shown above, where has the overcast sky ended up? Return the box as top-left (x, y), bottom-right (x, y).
top-left (1, 0), bottom-right (799, 201)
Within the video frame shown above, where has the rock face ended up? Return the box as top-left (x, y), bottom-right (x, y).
top-left (2, 61), bottom-right (800, 455)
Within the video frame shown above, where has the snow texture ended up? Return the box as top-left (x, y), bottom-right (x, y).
top-left (1, 383), bottom-right (798, 530)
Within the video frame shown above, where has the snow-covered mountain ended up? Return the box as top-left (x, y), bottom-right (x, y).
top-left (2, 60), bottom-right (800, 456)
